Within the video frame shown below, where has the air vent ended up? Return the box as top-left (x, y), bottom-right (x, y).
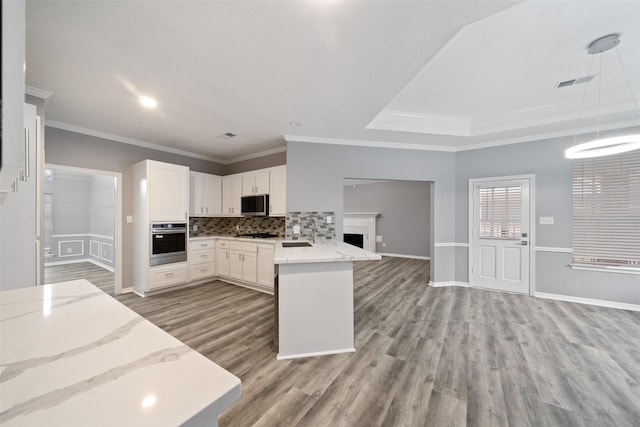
top-left (218, 132), bottom-right (237, 139)
top-left (556, 75), bottom-right (594, 88)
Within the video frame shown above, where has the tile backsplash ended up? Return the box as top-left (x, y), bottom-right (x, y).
top-left (189, 216), bottom-right (285, 237)
top-left (285, 212), bottom-right (336, 241)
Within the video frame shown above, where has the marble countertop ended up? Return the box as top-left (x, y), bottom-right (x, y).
top-left (274, 240), bottom-right (382, 265)
top-left (0, 280), bottom-right (241, 426)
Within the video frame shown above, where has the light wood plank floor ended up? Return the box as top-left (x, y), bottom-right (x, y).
top-left (113, 256), bottom-right (640, 427)
top-left (45, 262), bottom-right (115, 296)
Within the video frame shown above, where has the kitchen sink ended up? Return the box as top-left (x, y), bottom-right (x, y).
top-left (282, 241), bottom-right (312, 248)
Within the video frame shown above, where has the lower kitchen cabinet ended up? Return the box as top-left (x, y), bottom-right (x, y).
top-left (190, 238), bottom-right (216, 281)
top-left (257, 244), bottom-right (275, 289)
top-left (230, 241), bottom-right (258, 284)
top-left (149, 263), bottom-right (188, 290)
top-left (216, 240), bottom-right (231, 277)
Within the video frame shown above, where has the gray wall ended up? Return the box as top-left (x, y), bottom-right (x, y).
top-left (89, 175), bottom-right (115, 237)
top-left (287, 141), bottom-right (455, 283)
top-left (224, 151), bottom-right (286, 175)
top-left (344, 180), bottom-right (431, 257)
top-left (44, 127), bottom-right (227, 288)
top-left (454, 129), bottom-right (640, 305)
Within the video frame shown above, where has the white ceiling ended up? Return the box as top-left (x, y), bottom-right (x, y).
top-left (25, 1), bottom-right (640, 163)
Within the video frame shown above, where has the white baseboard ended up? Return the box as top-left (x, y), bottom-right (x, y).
top-left (45, 257), bottom-right (114, 272)
top-left (535, 292), bottom-right (640, 312)
top-left (378, 252), bottom-right (430, 260)
top-left (277, 347), bottom-right (356, 360)
top-left (429, 281), bottom-right (470, 288)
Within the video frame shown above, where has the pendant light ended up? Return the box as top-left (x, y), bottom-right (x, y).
top-left (564, 34), bottom-right (640, 159)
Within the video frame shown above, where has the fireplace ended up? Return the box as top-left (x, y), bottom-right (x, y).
top-left (344, 233), bottom-right (364, 248)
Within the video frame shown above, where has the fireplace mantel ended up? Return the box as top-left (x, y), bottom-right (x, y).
top-left (343, 213), bottom-right (379, 252)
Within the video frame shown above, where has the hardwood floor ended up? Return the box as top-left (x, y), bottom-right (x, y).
top-left (111, 256), bottom-right (640, 427)
top-left (45, 262), bottom-right (115, 296)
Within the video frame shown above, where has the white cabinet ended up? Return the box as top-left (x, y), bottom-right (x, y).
top-left (190, 238), bottom-right (216, 281)
top-left (222, 174), bottom-right (242, 216)
top-left (216, 240), bottom-right (231, 277)
top-left (145, 160), bottom-right (189, 222)
top-left (268, 166), bottom-right (286, 216)
top-left (257, 244), bottom-right (275, 289)
top-left (149, 263), bottom-right (188, 290)
top-left (229, 241), bottom-right (258, 284)
top-left (190, 172), bottom-right (222, 217)
top-left (242, 169), bottom-right (270, 196)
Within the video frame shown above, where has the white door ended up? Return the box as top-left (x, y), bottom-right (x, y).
top-left (471, 178), bottom-right (531, 294)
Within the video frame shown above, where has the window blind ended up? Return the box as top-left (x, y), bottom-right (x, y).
top-left (479, 185), bottom-right (522, 239)
top-left (572, 150), bottom-right (640, 268)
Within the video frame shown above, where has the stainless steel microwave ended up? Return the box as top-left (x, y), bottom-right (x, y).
top-left (241, 194), bottom-right (269, 216)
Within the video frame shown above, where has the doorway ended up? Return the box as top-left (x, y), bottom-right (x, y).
top-left (469, 175), bottom-right (535, 294)
top-left (43, 164), bottom-right (122, 295)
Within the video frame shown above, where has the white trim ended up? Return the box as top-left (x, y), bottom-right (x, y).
top-left (285, 120), bottom-right (640, 154)
top-left (90, 240), bottom-right (100, 258)
top-left (52, 233), bottom-right (114, 240)
top-left (25, 85), bottom-right (53, 103)
top-left (45, 120), bottom-right (286, 165)
top-left (284, 135), bottom-right (457, 152)
top-left (378, 253), bottom-right (430, 260)
top-left (468, 174), bottom-right (536, 295)
top-left (45, 259), bottom-right (90, 267)
top-left (100, 242), bottom-right (113, 263)
top-left (535, 292), bottom-right (640, 312)
top-left (88, 258), bottom-right (115, 273)
top-left (535, 246), bottom-right (573, 253)
top-left (429, 281), bottom-right (470, 288)
top-left (434, 242), bottom-right (469, 248)
top-left (276, 347), bottom-right (356, 360)
top-left (58, 240), bottom-right (84, 258)
top-left (569, 264), bottom-right (640, 275)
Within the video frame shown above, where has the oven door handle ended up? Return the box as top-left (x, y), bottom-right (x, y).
top-left (151, 229), bottom-right (186, 234)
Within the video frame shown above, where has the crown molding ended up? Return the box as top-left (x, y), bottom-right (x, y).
top-left (283, 135), bottom-right (457, 152)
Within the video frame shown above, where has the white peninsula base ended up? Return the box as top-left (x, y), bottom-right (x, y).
top-left (274, 240), bottom-right (381, 360)
top-left (277, 261), bottom-right (355, 359)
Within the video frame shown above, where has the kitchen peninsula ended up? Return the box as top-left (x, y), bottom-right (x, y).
top-left (274, 240), bottom-right (381, 359)
top-left (0, 280), bottom-right (240, 427)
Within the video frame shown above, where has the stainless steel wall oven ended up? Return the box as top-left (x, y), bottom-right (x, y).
top-left (149, 223), bottom-right (187, 266)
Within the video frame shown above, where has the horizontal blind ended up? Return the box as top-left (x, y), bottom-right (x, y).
top-left (572, 150), bottom-right (640, 267)
top-left (479, 185), bottom-right (522, 239)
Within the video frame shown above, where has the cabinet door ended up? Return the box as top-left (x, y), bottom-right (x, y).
top-left (202, 174), bottom-right (222, 215)
top-left (269, 166), bottom-right (286, 216)
top-left (222, 175), bottom-right (242, 216)
top-left (257, 244), bottom-right (275, 288)
top-left (189, 172), bottom-right (204, 216)
top-left (216, 248), bottom-right (230, 277)
top-left (242, 173), bottom-right (255, 196)
top-left (229, 250), bottom-right (243, 280)
top-left (255, 169), bottom-right (270, 194)
top-left (243, 251), bottom-right (258, 284)
top-left (148, 161), bottom-right (188, 222)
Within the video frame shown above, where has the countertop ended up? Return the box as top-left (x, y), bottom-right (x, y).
top-left (274, 240), bottom-right (382, 265)
top-left (189, 234), bottom-right (279, 242)
top-left (0, 280), bottom-right (241, 426)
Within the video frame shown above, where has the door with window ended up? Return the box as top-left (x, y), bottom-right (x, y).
top-left (471, 178), bottom-right (531, 294)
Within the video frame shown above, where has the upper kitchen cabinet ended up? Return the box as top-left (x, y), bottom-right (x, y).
top-left (269, 165), bottom-right (286, 216)
top-left (134, 160), bottom-right (189, 222)
top-left (189, 172), bottom-right (222, 217)
top-left (242, 169), bottom-right (270, 196)
top-left (222, 174), bottom-right (243, 216)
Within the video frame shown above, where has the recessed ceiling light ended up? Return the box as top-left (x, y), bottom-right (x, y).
top-left (139, 96), bottom-right (157, 109)
top-left (289, 121), bottom-right (301, 127)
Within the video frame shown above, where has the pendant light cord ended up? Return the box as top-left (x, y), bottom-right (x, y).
top-left (616, 45), bottom-right (640, 114)
top-left (573, 54), bottom-right (595, 146)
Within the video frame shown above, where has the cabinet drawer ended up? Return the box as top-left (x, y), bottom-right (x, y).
top-left (190, 248), bottom-right (215, 264)
top-left (149, 264), bottom-right (187, 289)
top-left (230, 241), bottom-right (243, 251)
top-left (190, 263), bottom-right (216, 281)
top-left (190, 239), bottom-right (215, 250)
top-left (217, 240), bottom-right (230, 249)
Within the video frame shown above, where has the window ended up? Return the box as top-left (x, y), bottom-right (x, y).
top-left (479, 185), bottom-right (522, 239)
top-left (572, 150), bottom-right (640, 269)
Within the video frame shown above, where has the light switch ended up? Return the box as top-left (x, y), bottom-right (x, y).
top-left (126, 215), bottom-right (133, 223)
top-left (539, 216), bottom-right (554, 225)
top-left (293, 225), bottom-right (301, 234)
top-left (326, 216), bottom-right (332, 224)
top-left (375, 235), bottom-right (383, 242)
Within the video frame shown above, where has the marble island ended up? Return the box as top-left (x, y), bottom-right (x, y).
top-left (0, 280), bottom-right (240, 426)
top-left (274, 240), bottom-right (381, 360)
